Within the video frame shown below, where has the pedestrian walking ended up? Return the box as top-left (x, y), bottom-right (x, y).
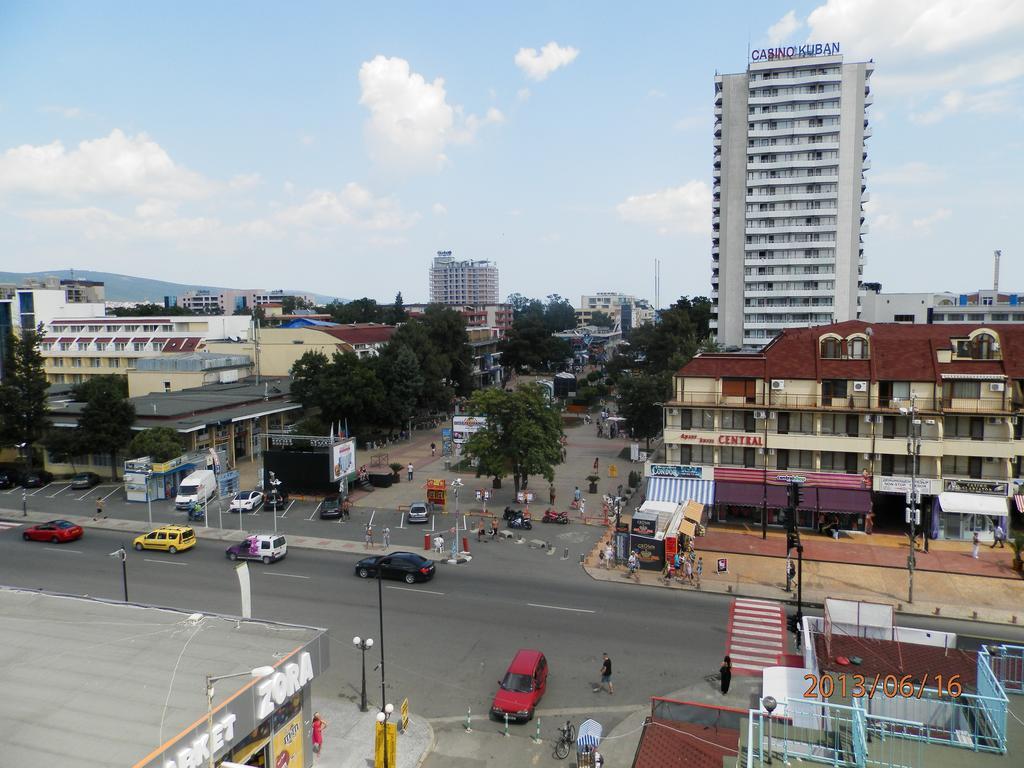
top-left (594, 653), bottom-right (614, 694)
top-left (573, 486), bottom-right (582, 504)
top-left (549, 484), bottom-right (556, 505)
top-left (382, 526), bottom-right (391, 549)
top-left (991, 523), bottom-right (1006, 548)
top-left (684, 556), bottom-right (693, 585)
top-left (786, 557), bottom-right (796, 592)
top-left (720, 656), bottom-right (732, 695)
top-left (579, 497), bottom-right (586, 516)
top-left (407, 462), bottom-right (414, 481)
top-left (604, 541), bottom-right (614, 568)
top-left (593, 457), bottom-right (600, 472)
top-left (627, 551), bottom-right (640, 581)
top-left (695, 556), bottom-right (703, 589)
top-left (430, 442), bottom-right (436, 457)
top-left (478, 521), bottom-right (486, 542)
top-left (972, 531), bottom-right (980, 559)
top-left (865, 511), bottom-right (874, 535)
top-left (491, 515), bottom-right (499, 538)
top-left (365, 524), bottom-right (374, 549)
top-left (312, 712), bottom-right (326, 757)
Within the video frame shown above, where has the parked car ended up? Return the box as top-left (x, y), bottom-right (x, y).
top-left (229, 490), bottom-right (264, 513)
top-left (23, 520), bottom-right (83, 544)
top-left (490, 649), bottom-right (549, 722)
top-left (225, 534), bottom-right (287, 563)
top-left (354, 552), bottom-right (436, 584)
top-left (265, 487), bottom-right (289, 507)
top-left (20, 470), bottom-right (54, 488)
top-left (69, 472), bottom-right (102, 490)
top-left (407, 501), bottom-right (429, 523)
top-left (132, 525), bottom-right (196, 554)
top-left (320, 495), bottom-right (346, 520)
top-left (0, 469), bottom-right (20, 489)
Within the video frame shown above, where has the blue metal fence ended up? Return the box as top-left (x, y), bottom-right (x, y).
top-left (984, 644), bottom-right (1024, 695)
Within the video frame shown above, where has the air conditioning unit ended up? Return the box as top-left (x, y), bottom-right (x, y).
top-left (768, 411), bottom-right (777, 419)
top-left (990, 382), bottom-right (1005, 392)
top-left (864, 414), bottom-right (874, 423)
top-left (873, 453), bottom-right (881, 460)
top-left (1011, 416), bottom-right (1019, 426)
top-left (863, 453), bottom-right (872, 460)
top-left (768, 448), bottom-right (776, 455)
top-left (853, 381), bottom-right (868, 392)
top-left (985, 456), bottom-right (997, 463)
top-left (771, 379), bottom-right (785, 391)
top-left (754, 410), bottom-right (767, 420)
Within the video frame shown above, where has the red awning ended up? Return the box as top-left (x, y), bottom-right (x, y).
top-left (715, 481), bottom-right (790, 508)
top-left (113, 337), bottom-right (130, 342)
top-left (181, 337), bottom-right (201, 351)
top-left (816, 488), bottom-right (872, 515)
top-left (93, 337), bottom-right (112, 342)
top-left (131, 337), bottom-right (152, 344)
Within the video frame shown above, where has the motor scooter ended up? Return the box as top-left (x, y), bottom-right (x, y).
top-left (541, 509), bottom-right (569, 524)
top-left (188, 505), bottom-right (206, 523)
top-left (507, 514), bottom-right (533, 530)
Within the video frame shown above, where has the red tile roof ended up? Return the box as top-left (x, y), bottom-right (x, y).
top-left (633, 717), bottom-right (738, 768)
top-left (681, 321), bottom-right (1024, 383)
top-left (316, 324), bottom-right (396, 346)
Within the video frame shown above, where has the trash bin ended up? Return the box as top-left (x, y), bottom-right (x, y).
top-left (424, 533), bottom-right (431, 551)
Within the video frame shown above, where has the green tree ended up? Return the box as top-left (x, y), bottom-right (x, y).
top-left (281, 295), bottom-right (315, 314)
top-left (499, 318), bottom-right (571, 372)
top-left (617, 373), bottom-right (672, 449)
top-left (589, 310), bottom-right (614, 328)
top-left (128, 427), bottom-right (185, 462)
top-left (325, 297), bottom-right (384, 324)
top-left (290, 350), bottom-right (384, 438)
top-left (387, 292), bottom-right (408, 325)
top-left (111, 303), bottom-right (196, 317)
top-left (543, 294), bottom-right (577, 333)
top-left (624, 295), bottom-right (713, 375)
top-left (421, 305), bottom-right (472, 395)
top-left (42, 427), bottom-right (85, 472)
top-left (73, 374), bottom-right (128, 402)
top-left (76, 377), bottom-right (136, 480)
top-left (0, 329), bottom-right (50, 468)
top-left (376, 344), bottom-right (424, 429)
top-left (462, 385), bottom-right (563, 492)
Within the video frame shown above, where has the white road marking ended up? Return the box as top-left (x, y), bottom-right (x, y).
top-left (0, 521), bottom-right (22, 530)
top-left (261, 572), bottom-right (311, 579)
top-left (369, 509), bottom-right (376, 525)
top-left (143, 558), bottom-right (188, 566)
top-left (47, 485), bottom-right (73, 498)
top-left (281, 500), bottom-right (295, 517)
top-left (728, 651), bottom-right (779, 664)
top-left (29, 483), bottom-right (53, 496)
top-left (43, 547), bottom-right (83, 554)
top-left (99, 486), bottom-right (121, 501)
top-left (398, 512), bottom-right (405, 529)
top-left (731, 644), bottom-right (781, 656)
top-left (306, 507), bottom-right (319, 521)
top-left (732, 615), bottom-right (781, 625)
top-left (387, 586), bottom-right (445, 596)
top-left (727, 635), bottom-right (783, 648)
top-left (527, 603), bottom-right (595, 614)
top-left (735, 598), bottom-right (778, 607)
top-left (3, 487), bottom-right (20, 495)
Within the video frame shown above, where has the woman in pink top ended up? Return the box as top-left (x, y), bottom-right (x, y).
top-left (312, 712), bottom-right (326, 756)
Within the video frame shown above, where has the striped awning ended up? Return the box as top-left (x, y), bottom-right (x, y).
top-left (577, 718), bottom-right (603, 748)
top-left (645, 476), bottom-right (715, 506)
top-left (1015, 496), bottom-right (1024, 515)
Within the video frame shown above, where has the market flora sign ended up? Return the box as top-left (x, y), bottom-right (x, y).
top-left (164, 713), bottom-right (237, 768)
top-left (257, 651), bottom-right (315, 718)
top-left (751, 42), bottom-right (840, 61)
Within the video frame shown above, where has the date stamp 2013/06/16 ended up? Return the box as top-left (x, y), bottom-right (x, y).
top-left (803, 673), bottom-right (962, 700)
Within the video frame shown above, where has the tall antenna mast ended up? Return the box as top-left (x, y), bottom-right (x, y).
top-left (993, 250), bottom-right (1002, 292)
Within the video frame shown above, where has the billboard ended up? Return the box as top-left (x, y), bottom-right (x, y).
top-left (452, 415), bottom-right (487, 444)
top-left (331, 438), bottom-right (356, 482)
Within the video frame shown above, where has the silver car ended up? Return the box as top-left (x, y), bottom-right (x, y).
top-left (407, 501), bottom-right (429, 523)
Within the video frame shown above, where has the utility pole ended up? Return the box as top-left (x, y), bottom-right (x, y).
top-left (903, 395), bottom-right (922, 603)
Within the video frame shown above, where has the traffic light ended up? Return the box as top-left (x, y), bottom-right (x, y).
top-left (786, 531), bottom-right (800, 552)
top-left (788, 482), bottom-right (806, 509)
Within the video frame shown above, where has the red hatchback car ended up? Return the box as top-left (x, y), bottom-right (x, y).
top-left (23, 520), bottom-right (83, 544)
top-left (490, 649), bottom-right (548, 722)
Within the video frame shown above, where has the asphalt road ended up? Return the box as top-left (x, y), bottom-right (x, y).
top-left (0, 520), bottom-right (735, 722)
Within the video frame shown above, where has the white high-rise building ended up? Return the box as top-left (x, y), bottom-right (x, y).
top-left (711, 45), bottom-right (873, 348)
top-left (429, 252), bottom-right (499, 305)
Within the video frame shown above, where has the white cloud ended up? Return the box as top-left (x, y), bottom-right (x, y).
top-left (616, 181), bottom-right (711, 235)
top-left (514, 42), bottom-right (579, 81)
top-left (229, 173), bottom-right (261, 190)
top-left (431, 202), bottom-right (447, 216)
top-left (767, 10), bottom-right (802, 45)
top-left (911, 207), bottom-right (952, 232)
top-left (20, 205), bottom-right (220, 240)
top-left (871, 161), bottom-right (946, 185)
top-left (0, 129), bottom-right (212, 199)
top-left (910, 86), bottom-right (1022, 123)
top-left (516, 88), bottom-right (531, 102)
top-left (862, 197), bottom-right (900, 231)
top-left (134, 198), bottom-right (178, 219)
top-left (358, 55), bottom-right (501, 170)
top-left (41, 105), bottom-right (83, 119)
top-left (275, 182), bottom-right (420, 231)
top-left (806, 0), bottom-right (1024, 58)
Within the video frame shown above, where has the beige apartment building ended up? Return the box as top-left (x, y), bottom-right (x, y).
top-left (653, 320), bottom-right (1022, 541)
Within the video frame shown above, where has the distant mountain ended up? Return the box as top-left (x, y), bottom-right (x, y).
top-left (0, 269), bottom-right (342, 304)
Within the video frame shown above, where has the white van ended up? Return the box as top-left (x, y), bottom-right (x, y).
top-left (174, 469), bottom-right (218, 510)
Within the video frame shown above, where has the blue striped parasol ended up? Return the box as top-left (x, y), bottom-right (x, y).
top-left (577, 718), bottom-right (603, 749)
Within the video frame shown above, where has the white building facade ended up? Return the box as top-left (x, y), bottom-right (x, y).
top-left (711, 45), bottom-right (873, 348)
top-left (861, 289), bottom-right (1024, 325)
top-left (428, 252), bottom-right (499, 305)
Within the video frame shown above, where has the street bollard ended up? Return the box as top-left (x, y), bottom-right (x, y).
top-left (533, 716), bottom-right (542, 744)
top-left (465, 706), bottom-right (472, 732)
top-left (563, 546), bottom-right (569, 560)
top-left (504, 713), bottom-right (509, 737)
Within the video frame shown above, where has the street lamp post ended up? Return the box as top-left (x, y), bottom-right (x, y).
top-left (352, 636), bottom-right (374, 712)
top-left (109, 547), bottom-right (128, 601)
top-left (760, 410), bottom-right (775, 540)
top-left (376, 702), bottom-right (396, 768)
top-left (268, 471), bottom-right (281, 533)
top-left (377, 562), bottom-right (388, 712)
top-left (901, 395), bottom-right (922, 603)
top-left (206, 667), bottom-right (275, 768)
top-left (145, 471), bottom-right (154, 527)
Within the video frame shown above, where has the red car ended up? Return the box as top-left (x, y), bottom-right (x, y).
top-left (23, 520), bottom-right (83, 544)
top-left (490, 649), bottom-right (548, 722)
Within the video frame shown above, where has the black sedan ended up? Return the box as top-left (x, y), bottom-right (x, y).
top-left (354, 552), bottom-right (436, 584)
top-left (21, 470), bottom-right (53, 488)
top-left (0, 470), bottom-right (19, 490)
top-left (70, 472), bottom-right (102, 490)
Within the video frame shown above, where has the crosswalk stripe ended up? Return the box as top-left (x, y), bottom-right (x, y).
top-left (732, 615), bottom-right (781, 626)
top-left (727, 597), bottom-right (787, 676)
top-left (735, 598), bottom-right (778, 607)
top-left (729, 651), bottom-right (779, 663)
top-left (0, 521), bottom-right (22, 530)
top-left (734, 606), bottom-right (782, 616)
top-left (728, 635), bottom-right (783, 648)
top-left (733, 662), bottom-right (771, 672)
top-left (731, 644), bottom-right (781, 655)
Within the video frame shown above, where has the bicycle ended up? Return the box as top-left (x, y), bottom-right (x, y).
top-left (553, 719), bottom-right (575, 760)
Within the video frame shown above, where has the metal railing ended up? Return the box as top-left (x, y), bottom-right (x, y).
top-left (983, 644), bottom-right (1024, 695)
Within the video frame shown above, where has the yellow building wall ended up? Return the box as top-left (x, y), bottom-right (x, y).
top-left (205, 329), bottom-right (354, 377)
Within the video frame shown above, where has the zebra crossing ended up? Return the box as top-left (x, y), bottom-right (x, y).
top-left (0, 520), bottom-right (23, 533)
top-left (726, 598), bottom-right (786, 675)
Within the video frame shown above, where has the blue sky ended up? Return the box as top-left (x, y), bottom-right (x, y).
top-left (0, 0), bottom-right (1021, 304)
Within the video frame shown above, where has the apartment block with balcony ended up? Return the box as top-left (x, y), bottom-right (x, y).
top-left (428, 252), bottom-right (499, 306)
top-left (711, 52), bottom-right (872, 348)
top-left (654, 320), bottom-right (1023, 541)
top-left (575, 293), bottom-right (655, 331)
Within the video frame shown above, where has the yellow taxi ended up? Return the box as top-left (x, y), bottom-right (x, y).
top-left (132, 525), bottom-right (197, 554)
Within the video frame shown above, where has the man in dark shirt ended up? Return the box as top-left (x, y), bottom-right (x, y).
top-left (597, 653), bottom-right (614, 694)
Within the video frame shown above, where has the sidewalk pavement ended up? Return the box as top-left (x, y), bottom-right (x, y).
top-left (584, 530), bottom-right (1024, 625)
top-left (312, 695), bottom-right (433, 768)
